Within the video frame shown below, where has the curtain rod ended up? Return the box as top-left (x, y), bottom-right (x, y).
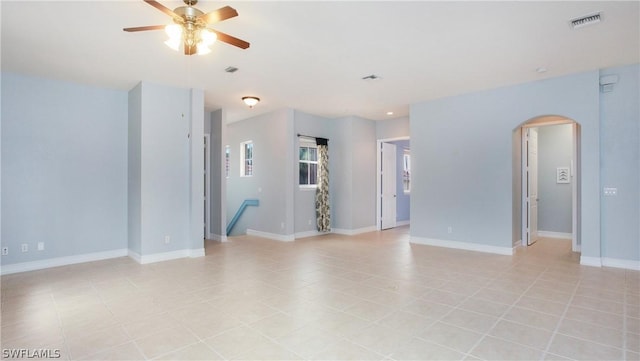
top-left (297, 133), bottom-right (329, 141)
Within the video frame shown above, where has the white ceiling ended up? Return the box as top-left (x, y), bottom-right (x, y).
top-left (2, 1), bottom-right (639, 123)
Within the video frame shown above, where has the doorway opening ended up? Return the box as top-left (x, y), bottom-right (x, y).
top-left (514, 116), bottom-right (581, 253)
top-left (377, 137), bottom-right (411, 230)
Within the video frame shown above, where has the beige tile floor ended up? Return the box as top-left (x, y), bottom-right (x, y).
top-left (1, 227), bottom-right (638, 360)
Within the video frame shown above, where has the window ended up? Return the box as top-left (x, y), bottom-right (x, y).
top-left (240, 141), bottom-right (253, 177)
top-left (403, 150), bottom-right (411, 193)
top-left (299, 143), bottom-right (318, 187)
top-left (225, 145), bottom-right (230, 178)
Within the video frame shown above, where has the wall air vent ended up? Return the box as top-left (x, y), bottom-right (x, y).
top-left (570, 12), bottom-right (602, 29)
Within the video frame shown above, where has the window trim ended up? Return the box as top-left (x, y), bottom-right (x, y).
top-left (240, 140), bottom-right (253, 177)
top-left (403, 150), bottom-right (411, 194)
top-left (225, 145), bottom-right (230, 178)
top-left (298, 140), bottom-right (319, 189)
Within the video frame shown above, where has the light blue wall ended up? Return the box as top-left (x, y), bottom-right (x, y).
top-left (350, 117), bottom-right (377, 229)
top-left (208, 109), bottom-right (225, 239)
top-left (410, 70), bottom-right (601, 256)
top-left (538, 124), bottom-right (573, 233)
top-left (128, 83), bottom-right (142, 254)
top-left (228, 110), bottom-right (386, 237)
top-left (226, 109), bottom-right (294, 236)
top-left (377, 117), bottom-right (410, 140)
top-left (330, 116), bottom-right (377, 230)
top-left (293, 110), bottom-right (334, 234)
top-left (2, 72), bottom-right (128, 264)
top-left (599, 64), bottom-right (639, 261)
top-left (128, 82), bottom-right (197, 256)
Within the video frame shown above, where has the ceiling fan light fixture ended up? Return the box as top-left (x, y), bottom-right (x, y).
top-left (242, 96), bottom-right (260, 108)
top-left (200, 29), bottom-right (217, 45)
top-left (196, 43), bottom-right (212, 55)
top-left (164, 38), bottom-right (181, 51)
top-left (165, 23), bottom-right (183, 39)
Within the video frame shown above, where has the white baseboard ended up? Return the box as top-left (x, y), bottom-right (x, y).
top-left (410, 236), bottom-right (514, 256)
top-left (128, 248), bottom-right (205, 265)
top-left (246, 229), bottom-right (295, 242)
top-left (603, 257), bottom-right (640, 271)
top-left (580, 256), bottom-right (602, 267)
top-left (538, 231), bottom-right (572, 240)
top-left (209, 234), bottom-right (228, 242)
top-left (333, 226), bottom-right (377, 236)
top-left (1, 248), bottom-right (128, 275)
top-left (295, 230), bottom-right (331, 239)
top-left (189, 248), bottom-right (206, 258)
top-left (396, 220), bottom-right (410, 227)
top-left (579, 256), bottom-right (640, 271)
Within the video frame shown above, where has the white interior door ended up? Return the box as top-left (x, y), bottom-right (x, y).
top-left (381, 142), bottom-right (397, 230)
top-left (527, 128), bottom-right (539, 246)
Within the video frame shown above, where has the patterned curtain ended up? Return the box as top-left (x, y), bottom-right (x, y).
top-left (315, 138), bottom-right (331, 232)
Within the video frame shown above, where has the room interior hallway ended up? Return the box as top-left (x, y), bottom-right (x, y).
top-left (1, 227), bottom-right (638, 360)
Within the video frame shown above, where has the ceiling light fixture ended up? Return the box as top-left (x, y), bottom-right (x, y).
top-left (387, 111), bottom-right (394, 116)
top-left (242, 96), bottom-right (260, 108)
top-left (123, 1), bottom-right (250, 55)
top-left (164, 22), bottom-right (216, 55)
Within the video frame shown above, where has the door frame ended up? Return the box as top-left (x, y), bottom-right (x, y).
top-left (204, 133), bottom-right (211, 239)
top-left (520, 120), bottom-right (579, 252)
top-left (376, 136), bottom-right (410, 231)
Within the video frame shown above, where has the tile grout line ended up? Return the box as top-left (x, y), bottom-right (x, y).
top-left (462, 265), bottom-right (553, 361)
top-left (541, 270), bottom-right (582, 360)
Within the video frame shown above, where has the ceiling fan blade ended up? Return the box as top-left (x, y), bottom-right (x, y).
top-left (143, 0), bottom-right (180, 19)
top-left (123, 25), bottom-right (166, 32)
top-left (199, 6), bottom-right (238, 24)
top-left (211, 29), bottom-right (250, 49)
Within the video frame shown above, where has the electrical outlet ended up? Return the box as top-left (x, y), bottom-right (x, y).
top-left (164, 235), bottom-right (171, 244)
top-left (447, 226), bottom-right (453, 234)
top-left (37, 242), bottom-right (45, 251)
top-left (1, 247), bottom-right (8, 256)
top-left (21, 243), bottom-right (28, 252)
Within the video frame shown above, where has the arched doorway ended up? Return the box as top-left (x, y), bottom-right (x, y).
top-left (513, 115), bottom-right (581, 255)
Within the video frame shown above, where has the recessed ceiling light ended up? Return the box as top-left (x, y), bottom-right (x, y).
top-left (386, 111), bottom-right (394, 116)
top-left (536, 67), bottom-right (547, 73)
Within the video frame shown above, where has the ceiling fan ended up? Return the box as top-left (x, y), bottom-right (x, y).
top-left (124, 0), bottom-right (250, 55)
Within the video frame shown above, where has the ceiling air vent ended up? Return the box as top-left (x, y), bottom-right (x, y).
top-left (225, 66), bottom-right (239, 73)
top-left (362, 74), bottom-right (382, 81)
top-left (570, 12), bottom-right (602, 29)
